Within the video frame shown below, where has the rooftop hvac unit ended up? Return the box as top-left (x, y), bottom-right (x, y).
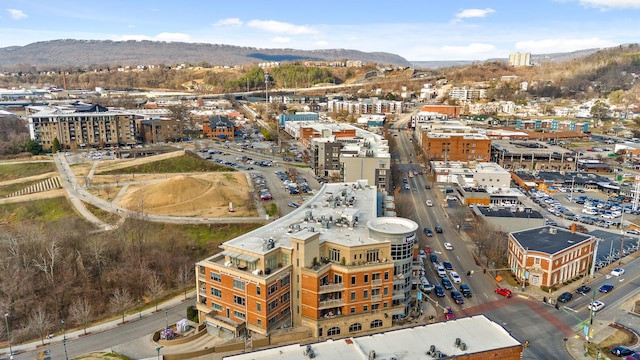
top-left (455, 338), bottom-right (461, 346)
top-left (549, 227), bottom-right (558, 235)
top-left (460, 343), bottom-right (467, 351)
top-left (368, 349), bottom-right (376, 360)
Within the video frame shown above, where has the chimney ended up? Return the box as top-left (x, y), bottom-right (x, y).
top-left (570, 223), bottom-right (576, 234)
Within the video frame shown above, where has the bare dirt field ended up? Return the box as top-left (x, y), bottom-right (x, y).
top-left (116, 173), bottom-right (257, 217)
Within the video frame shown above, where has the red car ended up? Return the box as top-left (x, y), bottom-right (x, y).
top-left (495, 288), bottom-right (512, 298)
top-left (425, 246), bottom-right (432, 254)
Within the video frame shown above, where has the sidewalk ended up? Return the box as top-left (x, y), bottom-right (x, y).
top-left (3, 291), bottom-right (197, 358)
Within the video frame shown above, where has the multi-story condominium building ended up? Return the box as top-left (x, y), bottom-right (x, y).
top-left (195, 181), bottom-right (418, 339)
top-left (26, 103), bottom-right (136, 150)
top-left (508, 52), bottom-right (531, 67)
top-left (327, 99), bottom-right (402, 115)
top-left (422, 132), bottom-right (491, 162)
top-left (508, 225), bottom-right (596, 288)
top-left (448, 87), bottom-right (486, 101)
top-left (298, 123), bottom-right (390, 192)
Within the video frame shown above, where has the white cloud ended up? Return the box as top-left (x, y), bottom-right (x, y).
top-left (270, 37), bottom-right (291, 44)
top-left (213, 18), bottom-right (243, 27)
top-left (578, 0), bottom-right (640, 9)
top-left (515, 37), bottom-right (616, 53)
top-left (7, 9), bottom-right (28, 20)
top-left (247, 20), bottom-right (316, 35)
top-left (453, 8), bottom-right (495, 23)
top-left (154, 32), bottom-right (191, 42)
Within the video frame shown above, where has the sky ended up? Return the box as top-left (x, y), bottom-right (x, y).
top-left (2, 0), bottom-right (640, 61)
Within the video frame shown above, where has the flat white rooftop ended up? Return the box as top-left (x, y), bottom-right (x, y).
top-left (218, 181), bottom-right (381, 256)
top-left (223, 315), bottom-right (521, 360)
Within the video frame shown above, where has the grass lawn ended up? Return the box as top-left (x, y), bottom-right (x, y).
top-left (0, 179), bottom-right (42, 196)
top-left (101, 151), bottom-right (230, 174)
top-left (0, 196), bottom-right (81, 223)
top-left (0, 162), bottom-right (56, 181)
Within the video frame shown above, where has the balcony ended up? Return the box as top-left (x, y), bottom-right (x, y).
top-left (319, 299), bottom-right (344, 309)
top-left (371, 295), bottom-right (382, 302)
top-left (371, 279), bottom-right (383, 286)
top-left (319, 283), bottom-right (344, 293)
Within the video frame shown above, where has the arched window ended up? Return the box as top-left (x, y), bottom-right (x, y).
top-left (370, 319), bottom-right (383, 329)
top-left (349, 323), bottom-right (362, 333)
top-left (327, 327), bottom-right (341, 336)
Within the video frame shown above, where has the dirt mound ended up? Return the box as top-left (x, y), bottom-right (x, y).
top-left (116, 173), bottom-right (255, 217)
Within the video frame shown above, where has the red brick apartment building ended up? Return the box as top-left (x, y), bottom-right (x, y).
top-left (422, 132), bottom-right (492, 162)
top-left (508, 225), bottom-right (595, 288)
top-left (196, 181), bottom-right (418, 339)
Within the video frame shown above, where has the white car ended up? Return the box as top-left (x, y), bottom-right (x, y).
top-left (444, 242), bottom-right (454, 250)
top-left (611, 268), bottom-right (625, 277)
top-left (588, 301), bottom-right (605, 312)
top-left (426, 200), bottom-right (433, 207)
top-left (450, 271), bottom-right (461, 283)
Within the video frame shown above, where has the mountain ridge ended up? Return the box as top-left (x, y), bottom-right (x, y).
top-left (0, 39), bottom-right (412, 68)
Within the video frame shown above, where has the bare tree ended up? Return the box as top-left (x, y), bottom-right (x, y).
top-left (449, 206), bottom-right (468, 232)
top-left (27, 307), bottom-right (53, 345)
top-left (175, 264), bottom-right (194, 301)
top-left (68, 297), bottom-right (93, 335)
top-left (108, 288), bottom-right (134, 324)
top-left (146, 275), bottom-right (166, 312)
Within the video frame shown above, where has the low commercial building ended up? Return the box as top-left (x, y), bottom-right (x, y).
top-left (203, 115), bottom-right (240, 140)
top-left (508, 225), bottom-right (596, 288)
top-left (195, 181), bottom-right (418, 340)
top-left (423, 132), bottom-right (491, 162)
top-left (472, 206), bottom-right (545, 233)
top-left (223, 314), bottom-right (523, 360)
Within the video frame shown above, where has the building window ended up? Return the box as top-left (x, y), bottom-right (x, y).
top-left (366, 250), bottom-right (379, 263)
top-left (334, 274), bottom-right (342, 284)
top-left (330, 248), bottom-right (341, 262)
top-left (327, 327), bottom-right (341, 336)
top-left (363, 305), bottom-right (368, 312)
top-left (281, 292), bottom-right (290, 303)
top-left (351, 291), bottom-right (356, 301)
top-left (210, 272), bottom-right (221, 282)
top-left (383, 287), bottom-right (388, 295)
top-left (351, 276), bottom-right (356, 285)
top-left (268, 299), bottom-right (278, 311)
top-left (268, 283), bottom-right (278, 295)
top-left (268, 315), bottom-right (278, 326)
top-left (349, 323), bottom-right (362, 333)
top-left (363, 290), bottom-right (369, 299)
top-left (211, 288), bottom-right (222, 298)
top-left (256, 286), bottom-right (261, 296)
top-left (234, 295), bottom-right (245, 306)
top-left (256, 303), bottom-right (261, 312)
top-left (212, 303), bottom-right (222, 311)
top-left (233, 279), bottom-right (245, 290)
top-left (534, 258), bottom-right (540, 265)
top-left (281, 253), bottom-right (290, 266)
top-left (384, 271), bottom-right (389, 280)
top-left (280, 275), bottom-right (290, 287)
top-left (370, 319), bottom-right (383, 329)
top-left (364, 274), bottom-right (369, 283)
top-left (234, 310), bottom-right (245, 320)
top-left (257, 319), bottom-right (262, 326)
top-left (351, 307), bottom-right (356, 314)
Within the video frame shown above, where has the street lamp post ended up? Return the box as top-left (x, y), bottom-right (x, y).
top-left (165, 310), bottom-right (168, 331)
top-left (156, 346), bottom-right (162, 360)
top-left (4, 313), bottom-right (13, 360)
top-left (138, 299), bottom-right (142, 319)
top-left (62, 319), bottom-right (69, 360)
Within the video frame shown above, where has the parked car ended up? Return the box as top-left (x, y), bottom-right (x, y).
top-left (450, 290), bottom-right (465, 304)
top-left (460, 284), bottom-right (472, 297)
top-left (611, 268), bottom-right (625, 277)
top-left (611, 346), bottom-right (636, 357)
top-left (599, 284), bottom-right (614, 293)
top-left (430, 254), bottom-right (438, 263)
top-left (288, 202), bottom-right (299, 208)
top-left (558, 292), bottom-right (573, 303)
top-left (495, 288), bottom-right (512, 298)
top-left (588, 300), bottom-right (605, 312)
top-left (576, 286), bottom-right (591, 295)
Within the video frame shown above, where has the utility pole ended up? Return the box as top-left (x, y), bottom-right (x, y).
top-left (4, 313), bottom-right (12, 360)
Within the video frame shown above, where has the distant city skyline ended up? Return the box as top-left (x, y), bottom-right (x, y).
top-left (2, 0), bottom-right (640, 61)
